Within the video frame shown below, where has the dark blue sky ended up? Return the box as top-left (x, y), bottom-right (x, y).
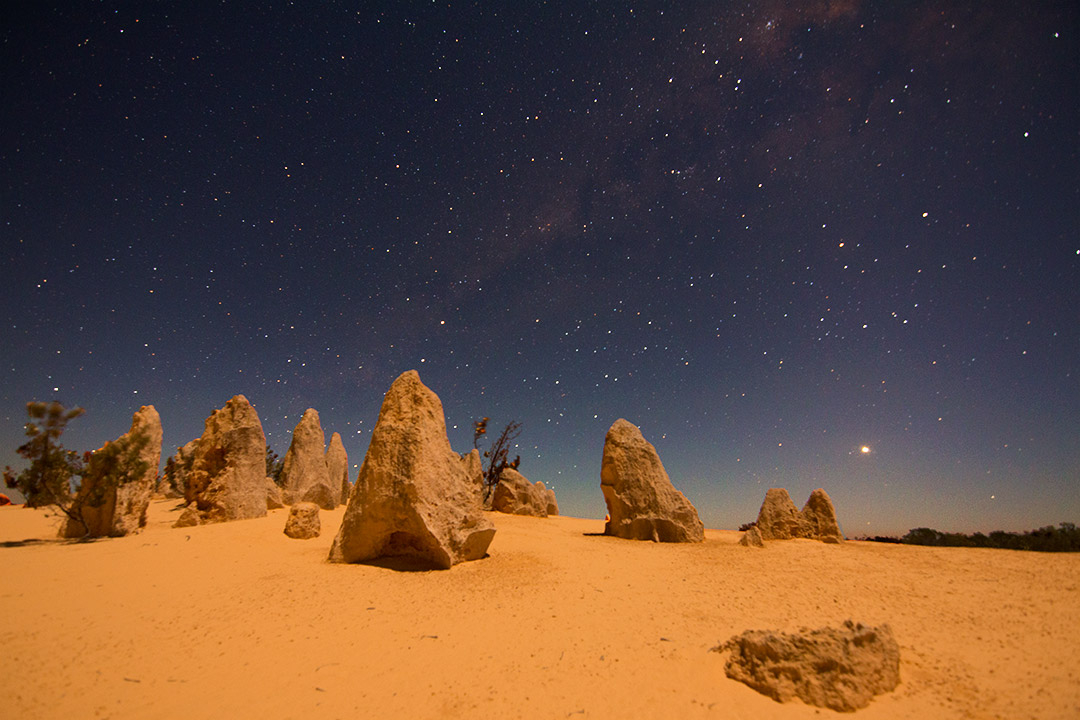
top-left (3, 1), bottom-right (1077, 534)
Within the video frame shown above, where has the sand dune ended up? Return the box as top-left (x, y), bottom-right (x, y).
top-left (2, 499), bottom-right (1078, 719)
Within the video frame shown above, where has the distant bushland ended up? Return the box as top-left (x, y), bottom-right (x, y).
top-left (858, 523), bottom-right (1080, 552)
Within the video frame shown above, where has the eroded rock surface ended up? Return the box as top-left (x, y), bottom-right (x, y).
top-left (265, 477), bottom-right (284, 510)
top-left (157, 439), bottom-right (196, 499)
top-left (599, 419), bottom-right (703, 543)
top-left (755, 487), bottom-right (844, 543)
top-left (328, 371), bottom-right (495, 568)
top-left (174, 504), bottom-right (201, 528)
top-left (461, 449), bottom-right (484, 501)
top-left (738, 525), bottom-right (765, 548)
top-left (281, 409), bottom-right (333, 508)
top-left (284, 502), bottom-right (321, 539)
top-left (491, 468), bottom-right (556, 517)
top-left (800, 488), bottom-right (843, 542)
top-left (716, 620), bottom-right (900, 712)
top-left (326, 432), bottom-right (351, 505)
top-left (62, 406), bottom-right (162, 538)
top-left (755, 488), bottom-right (804, 540)
top-left (182, 395), bottom-right (267, 523)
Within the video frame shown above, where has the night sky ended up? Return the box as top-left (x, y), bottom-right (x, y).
top-left (3, 2), bottom-right (1077, 536)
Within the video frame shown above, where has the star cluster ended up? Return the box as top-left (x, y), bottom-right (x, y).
top-left (2, 2), bottom-right (1077, 534)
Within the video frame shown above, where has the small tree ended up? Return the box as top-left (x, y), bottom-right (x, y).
top-left (4, 401), bottom-right (85, 509)
top-left (473, 418), bottom-right (521, 503)
top-left (266, 446), bottom-right (284, 485)
top-left (3, 401), bottom-right (149, 538)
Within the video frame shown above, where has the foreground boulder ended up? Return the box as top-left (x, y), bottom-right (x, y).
top-left (181, 395), bottom-right (267, 524)
top-left (284, 502), bottom-right (321, 539)
top-left (281, 409), bottom-right (334, 508)
top-left (755, 488), bottom-right (804, 540)
top-left (755, 487), bottom-right (844, 542)
top-left (599, 419), bottom-right (704, 542)
top-left (328, 371), bottom-right (496, 568)
top-left (716, 620), bottom-right (900, 711)
top-left (62, 406), bottom-right (162, 538)
top-left (326, 432), bottom-right (351, 505)
top-left (491, 469), bottom-right (557, 517)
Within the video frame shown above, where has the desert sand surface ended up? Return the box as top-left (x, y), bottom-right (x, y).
top-left (3, 499), bottom-right (1078, 720)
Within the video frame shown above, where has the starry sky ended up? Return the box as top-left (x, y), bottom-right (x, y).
top-left (3, 2), bottom-right (1077, 536)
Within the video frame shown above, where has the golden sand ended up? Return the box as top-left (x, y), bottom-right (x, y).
top-left (2, 499), bottom-right (1078, 719)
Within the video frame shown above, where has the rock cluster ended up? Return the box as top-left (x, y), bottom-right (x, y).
top-left (180, 395), bottom-right (267, 525)
top-left (62, 406), bottom-right (163, 538)
top-left (599, 419), bottom-right (704, 543)
top-left (284, 502), bottom-right (321, 539)
top-left (325, 432), bottom-right (351, 505)
top-left (491, 468), bottom-right (558, 517)
top-left (281, 409), bottom-right (335, 509)
top-left (755, 487), bottom-right (843, 543)
top-left (716, 620), bottom-right (901, 712)
top-left (328, 371), bottom-right (495, 569)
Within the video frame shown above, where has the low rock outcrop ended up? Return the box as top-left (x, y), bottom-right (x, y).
top-left (62, 406), bottom-right (162, 538)
top-left (599, 419), bottom-right (704, 543)
top-left (182, 395), bottom-right (267, 523)
top-left (491, 469), bottom-right (557, 517)
top-left (174, 504), bottom-right (201, 528)
top-left (284, 502), bottom-right (320, 539)
top-left (754, 487), bottom-right (844, 543)
top-left (328, 371), bottom-right (496, 569)
top-left (739, 525), bottom-right (765, 548)
top-left (326, 432), bottom-right (351, 505)
top-left (281, 409), bottom-right (334, 508)
top-left (716, 620), bottom-right (900, 711)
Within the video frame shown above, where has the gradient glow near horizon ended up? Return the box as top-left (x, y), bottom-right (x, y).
top-left (1, 2), bottom-right (1077, 536)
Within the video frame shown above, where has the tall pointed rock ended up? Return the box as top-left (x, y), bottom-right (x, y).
top-left (599, 419), bottom-right (704, 542)
top-left (755, 488), bottom-right (804, 540)
top-left (801, 488), bottom-right (843, 542)
top-left (326, 431), bottom-right (351, 505)
top-left (183, 395), bottom-right (267, 523)
top-left (329, 371), bottom-right (495, 568)
top-left (281, 408), bottom-right (334, 508)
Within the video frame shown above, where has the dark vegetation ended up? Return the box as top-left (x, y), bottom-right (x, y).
top-left (265, 446), bottom-right (284, 485)
top-left (3, 401), bottom-right (150, 538)
top-left (858, 523), bottom-right (1080, 552)
top-left (473, 417), bottom-right (521, 503)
